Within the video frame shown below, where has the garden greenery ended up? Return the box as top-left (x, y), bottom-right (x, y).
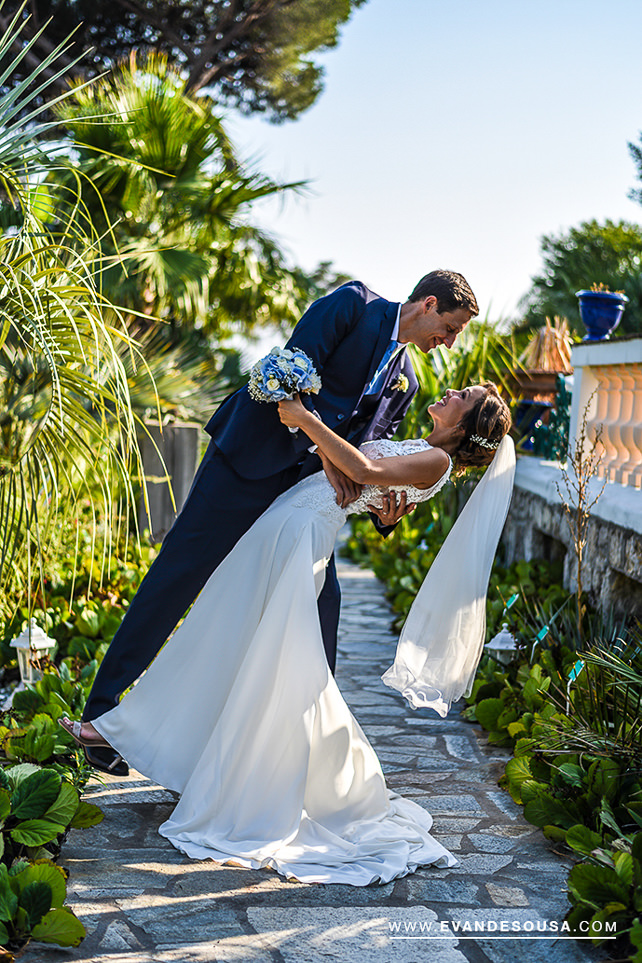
top-left (346, 483), bottom-right (642, 958)
top-left (0, 10), bottom-right (146, 954)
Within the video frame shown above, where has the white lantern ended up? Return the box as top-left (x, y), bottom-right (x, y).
top-left (485, 623), bottom-right (518, 666)
top-left (10, 619), bottom-right (56, 686)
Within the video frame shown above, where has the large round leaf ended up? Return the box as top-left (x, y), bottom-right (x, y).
top-left (613, 851), bottom-right (634, 887)
top-left (14, 729), bottom-right (56, 765)
top-left (19, 882), bottom-right (51, 929)
top-left (11, 771), bottom-right (61, 819)
top-left (31, 907), bottom-right (85, 947)
top-left (557, 763), bottom-right (584, 788)
top-left (4, 764), bottom-right (40, 789)
top-left (0, 869), bottom-right (18, 925)
top-left (70, 801), bottom-right (103, 829)
top-left (504, 755), bottom-right (533, 804)
top-left (565, 824), bottom-right (603, 856)
top-left (12, 860), bottom-right (67, 909)
top-left (475, 697), bottom-right (505, 732)
top-left (568, 863), bottom-right (630, 905)
top-left (43, 783), bottom-right (79, 828)
top-left (520, 779), bottom-right (551, 804)
top-left (523, 793), bottom-right (581, 830)
top-left (11, 689), bottom-right (44, 717)
top-left (10, 819), bottom-right (66, 848)
top-left (75, 608), bottom-right (102, 638)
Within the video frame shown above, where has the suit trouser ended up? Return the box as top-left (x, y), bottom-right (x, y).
top-left (82, 442), bottom-right (341, 721)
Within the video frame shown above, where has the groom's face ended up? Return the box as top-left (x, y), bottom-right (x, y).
top-left (416, 298), bottom-right (471, 353)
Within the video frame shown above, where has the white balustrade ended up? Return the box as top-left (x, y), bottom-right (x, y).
top-left (568, 339), bottom-right (642, 490)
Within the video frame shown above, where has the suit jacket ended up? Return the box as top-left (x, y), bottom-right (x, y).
top-left (204, 281), bottom-right (419, 479)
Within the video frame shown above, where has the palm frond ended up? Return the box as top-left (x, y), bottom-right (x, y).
top-left (0, 10), bottom-right (146, 619)
top-left (48, 49), bottom-right (309, 333)
top-left (537, 636), bottom-right (642, 769)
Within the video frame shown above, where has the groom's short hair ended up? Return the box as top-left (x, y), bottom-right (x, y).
top-left (409, 270), bottom-right (479, 317)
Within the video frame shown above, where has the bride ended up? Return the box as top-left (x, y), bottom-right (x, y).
top-left (61, 382), bottom-right (514, 886)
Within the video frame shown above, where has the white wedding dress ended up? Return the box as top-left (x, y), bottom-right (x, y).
top-left (93, 439), bottom-right (459, 885)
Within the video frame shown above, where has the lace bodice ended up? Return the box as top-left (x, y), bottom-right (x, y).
top-left (284, 438), bottom-right (451, 521)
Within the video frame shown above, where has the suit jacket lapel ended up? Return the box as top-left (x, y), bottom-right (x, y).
top-left (356, 301), bottom-right (400, 408)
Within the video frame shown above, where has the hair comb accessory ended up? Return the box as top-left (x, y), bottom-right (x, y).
top-left (470, 433), bottom-right (499, 450)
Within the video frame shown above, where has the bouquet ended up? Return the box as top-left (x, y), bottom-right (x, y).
top-left (248, 347), bottom-right (321, 431)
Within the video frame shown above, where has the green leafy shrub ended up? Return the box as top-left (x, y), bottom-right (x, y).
top-left (0, 858), bottom-right (85, 955)
top-left (0, 764), bottom-right (102, 867)
top-left (1, 666), bottom-right (99, 789)
top-left (564, 807), bottom-right (642, 953)
top-left (466, 626), bottom-right (642, 956)
top-left (1, 536), bottom-right (156, 670)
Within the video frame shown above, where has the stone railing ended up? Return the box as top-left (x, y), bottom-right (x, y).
top-left (502, 337), bottom-right (642, 616)
top-left (568, 337), bottom-right (642, 489)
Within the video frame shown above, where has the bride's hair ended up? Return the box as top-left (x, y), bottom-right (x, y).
top-left (452, 382), bottom-right (511, 471)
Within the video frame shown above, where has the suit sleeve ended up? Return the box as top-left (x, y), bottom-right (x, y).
top-left (283, 284), bottom-right (365, 372)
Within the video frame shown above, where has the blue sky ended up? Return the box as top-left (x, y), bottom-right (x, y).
top-left (227, 0), bottom-right (642, 322)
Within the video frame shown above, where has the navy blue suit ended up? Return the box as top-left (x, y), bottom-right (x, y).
top-left (83, 282), bottom-right (418, 721)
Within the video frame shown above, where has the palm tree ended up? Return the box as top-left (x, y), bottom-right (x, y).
top-left (52, 51), bottom-right (310, 339)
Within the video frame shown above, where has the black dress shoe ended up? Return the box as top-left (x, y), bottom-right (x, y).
top-left (83, 744), bottom-right (130, 777)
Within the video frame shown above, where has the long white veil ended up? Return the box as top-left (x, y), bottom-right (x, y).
top-left (382, 435), bottom-right (516, 717)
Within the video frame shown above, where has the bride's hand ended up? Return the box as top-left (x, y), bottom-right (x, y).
top-left (277, 395), bottom-right (308, 428)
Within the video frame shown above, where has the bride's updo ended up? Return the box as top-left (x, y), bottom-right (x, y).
top-left (452, 382), bottom-right (511, 471)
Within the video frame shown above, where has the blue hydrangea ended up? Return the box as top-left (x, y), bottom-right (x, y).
top-left (248, 347), bottom-right (321, 403)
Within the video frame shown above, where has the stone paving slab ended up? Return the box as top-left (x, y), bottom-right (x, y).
top-left (18, 537), bottom-right (602, 962)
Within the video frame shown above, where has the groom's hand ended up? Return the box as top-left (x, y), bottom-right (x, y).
top-left (320, 453), bottom-right (362, 508)
top-left (367, 491), bottom-right (417, 526)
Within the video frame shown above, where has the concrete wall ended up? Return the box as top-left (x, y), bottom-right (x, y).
top-left (502, 458), bottom-right (642, 617)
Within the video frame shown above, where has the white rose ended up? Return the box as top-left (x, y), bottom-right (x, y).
top-left (267, 377), bottom-right (281, 391)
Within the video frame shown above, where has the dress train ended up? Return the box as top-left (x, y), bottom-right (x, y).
top-left (93, 442), bottom-right (458, 884)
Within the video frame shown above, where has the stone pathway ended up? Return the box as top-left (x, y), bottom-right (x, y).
top-left (20, 542), bottom-right (602, 962)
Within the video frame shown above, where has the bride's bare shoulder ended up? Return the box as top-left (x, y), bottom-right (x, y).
top-left (413, 446), bottom-right (451, 489)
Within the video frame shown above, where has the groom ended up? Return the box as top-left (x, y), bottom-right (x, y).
top-left (82, 269), bottom-right (478, 773)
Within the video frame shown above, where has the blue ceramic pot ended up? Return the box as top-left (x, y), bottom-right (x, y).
top-left (576, 290), bottom-right (628, 341)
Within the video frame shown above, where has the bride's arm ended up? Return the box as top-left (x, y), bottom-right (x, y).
top-left (278, 396), bottom-right (449, 489)
top-left (318, 449), bottom-right (362, 508)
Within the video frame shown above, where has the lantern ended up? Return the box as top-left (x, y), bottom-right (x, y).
top-left (485, 623), bottom-right (517, 666)
top-left (10, 619), bottom-right (56, 687)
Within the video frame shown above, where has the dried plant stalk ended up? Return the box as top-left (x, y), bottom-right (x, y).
top-left (555, 392), bottom-right (606, 641)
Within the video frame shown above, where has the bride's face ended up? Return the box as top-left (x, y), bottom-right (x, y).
top-left (428, 385), bottom-right (486, 430)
